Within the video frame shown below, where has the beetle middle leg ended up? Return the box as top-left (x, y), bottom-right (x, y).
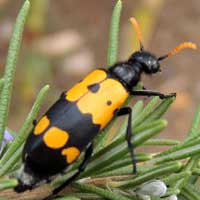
top-left (117, 107), bottom-right (136, 173)
top-left (43, 143), bottom-right (93, 200)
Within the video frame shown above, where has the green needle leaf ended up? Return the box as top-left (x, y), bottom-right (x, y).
top-left (107, 0), bottom-right (122, 66)
top-left (155, 133), bottom-right (200, 158)
top-left (112, 162), bottom-right (182, 189)
top-left (73, 183), bottom-right (134, 200)
top-left (0, 179), bottom-right (18, 191)
top-left (188, 105), bottom-right (200, 138)
top-left (143, 138), bottom-right (179, 146)
top-left (182, 183), bottom-right (200, 200)
top-left (154, 142), bottom-right (200, 164)
top-left (134, 97), bottom-right (160, 127)
top-left (0, 147), bottom-right (22, 177)
top-left (53, 196), bottom-right (80, 200)
top-left (143, 97), bottom-right (175, 124)
top-left (162, 171), bottom-right (191, 185)
top-left (0, 79), bottom-right (4, 95)
top-left (0, 85), bottom-right (49, 169)
top-left (0, 0), bottom-right (30, 146)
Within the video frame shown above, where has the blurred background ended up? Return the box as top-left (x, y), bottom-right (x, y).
top-left (0, 0), bottom-right (199, 141)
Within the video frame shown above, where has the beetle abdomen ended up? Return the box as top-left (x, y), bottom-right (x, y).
top-left (23, 69), bottom-right (128, 177)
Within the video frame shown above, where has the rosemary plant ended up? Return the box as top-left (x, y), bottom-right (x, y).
top-left (0, 1), bottom-right (199, 200)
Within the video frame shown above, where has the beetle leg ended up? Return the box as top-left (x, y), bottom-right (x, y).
top-left (131, 90), bottom-right (176, 99)
top-left (43, 143), bottom-right (93, 200)
top-left (117, 107), bottom-right (136, 173)
top-left (32, 119), bottom-right (37, 126)
top-left (60, 91), bottom-right (67, 99)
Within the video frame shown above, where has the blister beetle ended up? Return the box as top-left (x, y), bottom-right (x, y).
top-left (14, 18), bottom-right (196, 200)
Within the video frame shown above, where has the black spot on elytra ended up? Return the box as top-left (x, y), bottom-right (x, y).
top-left (107, 100), bottom-right (112, 106)
top-left (87, 83), bottom-right (100, 93)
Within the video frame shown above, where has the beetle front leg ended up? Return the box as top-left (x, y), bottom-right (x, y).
top-left (131, 90), bottom-right (176, 99)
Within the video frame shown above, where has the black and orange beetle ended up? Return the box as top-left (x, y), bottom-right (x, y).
top-left (14, 18), bottom-right (196, 199)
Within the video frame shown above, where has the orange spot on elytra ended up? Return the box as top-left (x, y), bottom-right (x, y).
top-left (43, 127), bottom-right (69, 149)
top-left (66, 69), bottom-right (128, 129)
top-left (66, 69), bottom-right (107, 101)
top-left (62, 147), bottom-right (80, 164)
top-left (77, 79), bottom-right (128, 129)
top-left (34, 116), bottom-right (50, 135)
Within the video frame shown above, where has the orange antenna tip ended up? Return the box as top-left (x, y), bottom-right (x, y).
top-left (130, 17), bottom-right (144, 50)
top-left (158, 42), bottom-right (197, 61)
top-left (168, 42), bottom-right (197, 56)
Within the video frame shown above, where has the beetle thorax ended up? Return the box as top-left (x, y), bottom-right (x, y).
top-left (109, 62), bottom-right (142, 91)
